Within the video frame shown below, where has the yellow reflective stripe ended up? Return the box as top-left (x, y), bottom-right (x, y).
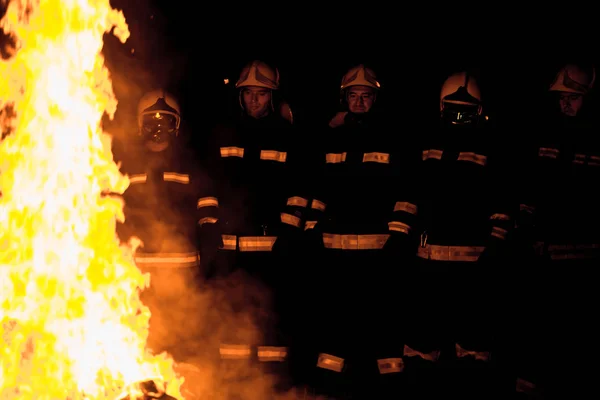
top-left (304, 220), bottom-right (317, 230)
top-left (377, 358), bottom-right (404, 374)
top-left (135, 252), bottom-right (199, 268)
top-left (163, 172), bottom-right (189, 184)
top-left (260, 150), bottom-right (287, 162)
top-left (422, 149), bottom-right (443, 160)
top-left (197, 196), bottom-right (218, 208)
top-left (316, 353), bottom-right (344, 372)
top-left (326, 152), bottom-right (347, 163)
top-left (281, 212), bottom-right (301, 228)
top-left (257, 346), bottom-right (288, 362)
top-left (363, 152), bottom-right (390, 164)
top-left (455, 343), bottom-right (491, 361)
top-left (388, 221), bottom-right (411, 234)
top-left (574, 153), bottom-right (586, 164)
top-left (221, 235), bottom-right (277, 251)
top-left (516, 378), bottom-right (536, 394)
top-left (221, 234), bottom-right (237, 250)
top-left (239, 236), bottom-right (276, 251)
top-left (589, 155), bottom-right (600, 166)
top-left (220, 146), bottom-right (244, 158)
top-left (575, 154), bottom-right (600, 166)
top-left (491, 226), bottom-right (508, 240)
top-left (322, 233), bottom-right (389, 250)
top-left (238, 236), bottom-right (277, 252)
top-left (520, 204), bottom-right (535, 213)
top-left (219, 344), bottom-right (251, 359)
top-left (129, 173), bottom-right (147, 184)
top-left (417, 244), bottom-right (484, 262)
top-left (457, 152), bottom-right (487, 166)
top-left (393, 201), bottom-right (417, 215)
top-left (538, 147), bottom-right (559, 158)
top-left (287, 196), bottom-right (309, 207)
top-left (547, 243), bottom-right (600, 260)
top-left (403, 345), bottom-right (439, 362)
top-left (490, 213), bottom-right (510, 221)
top-left (311, 199), bottom-right (326, 211)
top-left (198, 216), bottom-right (218, 225)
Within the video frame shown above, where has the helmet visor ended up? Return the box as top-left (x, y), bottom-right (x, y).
top-left (141, 112), bottom-right (178, 143)
top-left (441, 102), bottom-right (480, 125)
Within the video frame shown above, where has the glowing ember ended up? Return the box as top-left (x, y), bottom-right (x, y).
top-left (0, 0), bottom-right (184, 398)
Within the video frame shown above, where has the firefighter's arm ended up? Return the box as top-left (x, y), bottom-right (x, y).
top-left (388, 200), bottom-right (418, 238)
top-left (515, 144), bottom-right (540, 239)
top-left (386, 197), bottom-right (419, 259)
top-left (488, 146), bottom-right (517, 245)
top-left (279, 150), bottom-right (307, 232)
top-left (385, 149), bottom-right (419, 258)
top-left (485, 204), bottom-right (514, 262)
top-left (197, 192), bottom-right (219, 233)
top-left (194, 149), bottom-right (223, 265)
top-left (480, 147), bottom-right (517, 262)
top-left (303, 145), bottom-right (328, 234)
top-left (273, 146), bottom-right (311, 257)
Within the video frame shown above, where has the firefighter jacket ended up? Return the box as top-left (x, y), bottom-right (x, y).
top-left (517, 115), bottom-right (600, 260)
top-left (112, 139), bottom-right (218, 269)
top-left (415, 123), bottom-right (513, 262)
top-left (204, 111), bottom-right (307, 253)
top-left (306, 110), bottom-right (419, 253)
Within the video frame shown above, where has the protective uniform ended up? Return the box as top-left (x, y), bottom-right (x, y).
top-left (203, 60), bottom-right (307, 393)
top-left (515, 64), bottom-right (598, 398)
top-left (113, 89), bottom-right (218, 361)
top-left (305, 64), bottom-right (418, 398)
top-left (408, 72), bottom-right (513, 398)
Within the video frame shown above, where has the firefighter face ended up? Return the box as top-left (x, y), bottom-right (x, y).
top-left (346, 85), bottom-right (376, 114)
top-left (241, 86), bottom-right (272, 119)
top-left (558, 92), bottom-right (584, 117)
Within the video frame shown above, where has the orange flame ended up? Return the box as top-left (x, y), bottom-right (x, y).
top-left (0, 0), bottom-right (184, 398)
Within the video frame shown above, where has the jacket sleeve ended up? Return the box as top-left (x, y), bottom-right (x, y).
top-left (512, 138), bottom-right (545, 260)
top-left (194, 130), bottom-right (225, 265)
top-left (303, 127), bottom-right (330, 234)
top-left (386, 146), bottom-right (420, 256)
top-left (474, 140), bottom-right (518, 264)
top-left (516, 141), bottom-right (548, 234)
top-left (279, 125), bottom-right (309, 232)
top-left (195, 170), bottom-right (220, 234)
top-left (487, 142), bottom-right (517, 245)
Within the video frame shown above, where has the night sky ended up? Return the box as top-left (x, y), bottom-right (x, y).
top-left (99, 1), bottom-right (599, 141)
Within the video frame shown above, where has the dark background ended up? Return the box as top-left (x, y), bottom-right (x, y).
top-left (4, 0), bottom-right (599, 142)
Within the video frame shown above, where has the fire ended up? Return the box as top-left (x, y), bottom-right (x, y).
top-left (0, 0), bottom-right (184, 399)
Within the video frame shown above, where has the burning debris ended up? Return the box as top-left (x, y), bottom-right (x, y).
top-left (0, 0), bottom-right (184, 398)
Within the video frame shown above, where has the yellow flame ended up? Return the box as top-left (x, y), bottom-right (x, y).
top-left (0, 0), bottom-right (184, 398)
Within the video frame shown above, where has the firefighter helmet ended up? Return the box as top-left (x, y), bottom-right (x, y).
top-left (136, 89), bottom-right (181, 142)
top-left (340, 64), bottom-right (381, 91)
top-left (440, 71), bottom-right (481, 110)
top-left (440, 71), bottom-right (482, 124)
top-left (549, 64), bottom-right (595, 94)
top-left (235, 60), bottom-right (280, 90)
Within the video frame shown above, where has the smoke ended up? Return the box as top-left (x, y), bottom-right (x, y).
top-left (103, 151), bottom-right (289, 399)
top-left (91, 2), bottom-right (323, 398)
top-left (162, 271), bottom-right (285, 399)
top-left (118, 223), bottom-right (306, 399)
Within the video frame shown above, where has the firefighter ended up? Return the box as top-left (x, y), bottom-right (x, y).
top-left (113, 89), bottom-right (219, 363)
top-left (202, 59), bottom-right (307, 394)
top-left (407, 71), bottom-right (514, 398)
top-left (514, 63), bottom-right (598, 398)
top-left (304, 64), bottom-right (418, 398)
